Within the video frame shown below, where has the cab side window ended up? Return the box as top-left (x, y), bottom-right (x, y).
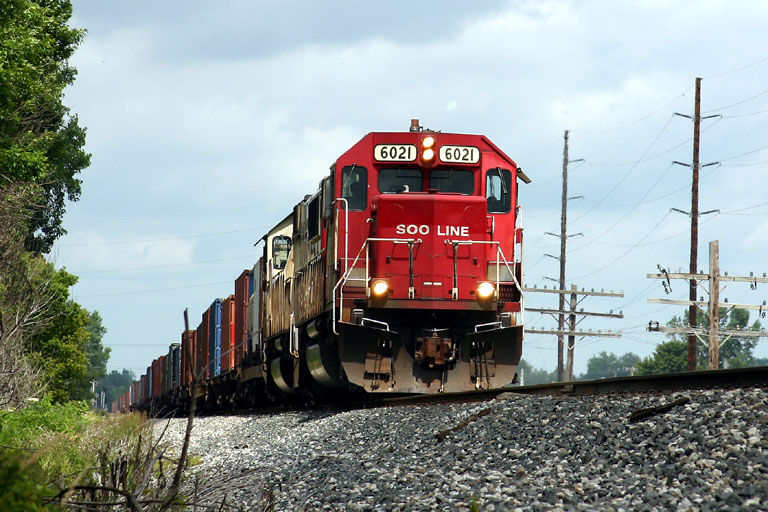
top-left (272, 235), bottom-right (292, 269)
top-left (341, 165), bottom-right (367, 211)
top-left (486, 168), bottom-right (512, 213)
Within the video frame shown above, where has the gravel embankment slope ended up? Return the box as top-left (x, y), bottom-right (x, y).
top-left (159, 388), bottom-right (767, 511)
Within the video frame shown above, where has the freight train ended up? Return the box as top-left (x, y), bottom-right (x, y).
top-left (114, 120), bottom-right (530, 413)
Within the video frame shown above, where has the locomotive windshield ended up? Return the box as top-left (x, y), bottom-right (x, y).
top-left (378, 168), bottom-right (422, 193)
top-left (429, 169), bottom-right (474, 195)
top-left (486, 168), bottom-right (512, 213)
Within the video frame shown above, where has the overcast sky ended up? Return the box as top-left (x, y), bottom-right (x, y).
top-left (59, 0), bottom-right (768, 377)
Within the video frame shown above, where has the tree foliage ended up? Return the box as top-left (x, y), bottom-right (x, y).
top-left (580, 351), bottom-right (641, 380)
top-left (517, 359), bottom-right (558, 385)
top-left (665, 308), bottom-right (761, 369)
top-left (98, 369), bottom-right (135, 410)
top-left (0, 0), bottom-right (102, 409)
top-left (0, 0), bottom-right (90, 251)
top-left (635, 340), bottom-right (689, 376)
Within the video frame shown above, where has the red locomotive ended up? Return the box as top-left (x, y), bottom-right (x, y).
top-left (115, 121), bottom-right (529, 411)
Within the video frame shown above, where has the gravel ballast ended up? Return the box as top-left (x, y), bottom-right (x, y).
top-left (158, 388), bottom-right (768, 511)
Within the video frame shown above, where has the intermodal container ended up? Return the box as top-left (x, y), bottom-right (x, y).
top-left (151, 359), bottom-right (160, 399)
top-left (171, 343), bottom-right (181, 389)
top-left (234, 269), bottom-right (250, 367)
top-left (248, 260), bottom-right (262, 359)
top-left (159, 356), bottom-right (168, 397)
top-left (208, 299), bottom-right (222, 377)
top-left (180, 330), bottom-right (195, 386)
top-left (221, 295), bottom-right (235, 372)
top-left (145, 370), bottom-right (151, 402)
top-left (200, 309), bottom-right (210, 379)
top-left (139, 374), bottom-right (147, 404)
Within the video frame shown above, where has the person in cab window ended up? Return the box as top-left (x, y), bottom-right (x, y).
top-left (349, 180), bottom-right (365, 207)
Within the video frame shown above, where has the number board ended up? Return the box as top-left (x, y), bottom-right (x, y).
top-left (374, 144), bottom-right (417, 162)
top-left (439, 145), bottom-right (480, 164)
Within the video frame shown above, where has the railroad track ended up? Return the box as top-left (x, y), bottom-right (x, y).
top-left (153, 366), bottom-right (768, 417)
top-left (379, 365), bottom-right (768, 408)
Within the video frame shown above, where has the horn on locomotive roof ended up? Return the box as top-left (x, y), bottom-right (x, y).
top-left (410, 119), bottom-right (422, 132)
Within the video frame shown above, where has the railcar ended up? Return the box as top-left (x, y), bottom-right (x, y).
top-left (113, 121), bottom-right (530, 412)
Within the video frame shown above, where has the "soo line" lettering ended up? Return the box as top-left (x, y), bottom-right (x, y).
top-left (394, 224), bottom-right (470, 237)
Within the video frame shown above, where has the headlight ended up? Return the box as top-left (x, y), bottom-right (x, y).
top-left (422, 148), bottom-right (435, 161)
top-left (422, 136), bottom-right (435, 149)
top-left (476, 281), bottom-right (495, 299)
top-left (371, 280), bottom-right (390, 297)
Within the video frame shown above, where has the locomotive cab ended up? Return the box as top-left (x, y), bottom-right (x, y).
top-left (302, 125), bottom-right (530, 394)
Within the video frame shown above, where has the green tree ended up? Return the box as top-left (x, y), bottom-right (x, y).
top-left (0, 0), bottom-right (90, 251)
top-left (73, 311), bottom-right (111, 401)
top-left (97, 369), bottom-right (135, 409)
top-left (635, 340), bottom-right (689, 375)
top-left (580, 351), bottom-right (641, 380)
top-left (665, 308), bottom-right (760, 369)
top-left (24, 264), bottom-right (91, 402)
top-left (517, 359), bottom-right (558, 385)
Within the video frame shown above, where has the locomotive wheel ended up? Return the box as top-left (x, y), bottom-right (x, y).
top-left (270, 356), bottom-right (296, 395)
top-left (306, 336), bottom-right (348, 390)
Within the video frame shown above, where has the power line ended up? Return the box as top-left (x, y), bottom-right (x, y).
top-left (569, 115), bottom-right (675, 224)
top-left (718, 143), bottom-right (768, 163)
top-left (721, 160), bottom-right (768, 167)
top-left (573, 85), bottom-right (693, 135)
top-left (60, 227), bottom-right (265, 247)
top-left (719, 200), bottom-right (768, 216)
top-left (703, 86), bottom-right (768, 114)
top-left (72, 254), bottom-right (255, 274)
top-left (75, 280), bottom-right (231, 298)
top-left (570, 211), bottom-right (674, 280)
top-left (723, 107), bottom-right (768, 119)
top-left (703, 55), bottom-right (768, 79)
top-left (569, 162), bottom-right (676, 252)
top-left (583, 115), bottom-right (722, 167)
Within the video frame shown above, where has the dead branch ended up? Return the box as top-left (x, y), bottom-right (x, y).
top-left (435, 407), bottom-right (493, 442)
top-left (628, 396), bottom-right (691, 423)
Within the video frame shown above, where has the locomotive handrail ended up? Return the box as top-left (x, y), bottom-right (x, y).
top-left (332, 237), bottom-right (421, 335)
top-left (446, 239), bottom-right (525, 325)
top-left (334, 198), bottom-right (349, 275)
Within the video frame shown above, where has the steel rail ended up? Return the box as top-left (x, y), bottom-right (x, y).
top-left (377, 365), bottom-right (768, 408)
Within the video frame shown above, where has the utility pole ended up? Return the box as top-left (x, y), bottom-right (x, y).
top-left (525, 285), bottom-right (624, 381)
top-left (565, 285), bottom-right (577, 382)
top-left (557, 130), bottom-right (569, 381)
top-left (708, 241), bottom-right (719, 369)
top-left (672, 77), bottom-right (722, 369)
top-left (688, 76), bottom-right (702, 371)
top-left (648, 240), bottom-right (768, 369)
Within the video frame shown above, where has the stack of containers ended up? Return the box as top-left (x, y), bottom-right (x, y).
top-left (164, 348), bottom-right (172, 393)
top-left (220, 295), bottom-right (235, 372)
top-left (144, 365), bottom-right (153, 401)
top-left (171, 343), bottom-right (180, 389)
top-left (208, 299), bottom-right (222, 377)
top-left (140, 373), bottom-right (147, 404)
top-left (159, 355), bottom-right (167, 396)
top-left (181, 330), bottom-right (197, 386)
top-left (234, 269), bottom-right (251, 367)
top-left (151, 359), bottom-right (160, 399)
top-left (199, 310), bottom-right (210, 380)
top-left (248, 261), bottom-right (262, 360)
